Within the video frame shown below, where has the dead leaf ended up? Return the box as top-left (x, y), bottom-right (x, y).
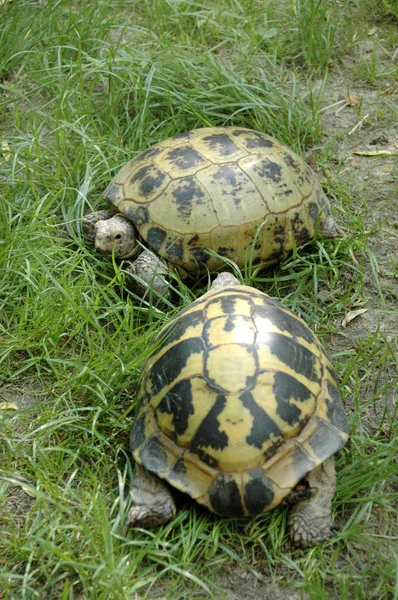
top-left (345, 94), bottom-right (360, 107)
top-left (0, 402), bottom-right (18, 410)
top-left (342, 308), bottom-right (368, 328)
top-left (1, 141), bottom-right (11, 162)
top-left (353, 150), bottom-right (398, 157)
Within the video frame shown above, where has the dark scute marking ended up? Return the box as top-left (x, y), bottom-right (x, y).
top-left (208, 474), bottom-right (244, 516)
top-left (172, 176), bottom-right (206, 219)
top-left (168, 458), bottom-right (188, 486)
top-left (190, 246), bottom-right (210, 264)
top-left (172, 131), bottom-right (195, 140)
top-left (130, 413), bottom-right (147, 451)
top-left (283, 152), bottom-right (301, 172)
top-left (149, 337), bottom-right (204, 395)
top-left (231, 128), bottom-right (274, 148)
top-left (132, 146), bottom-right (163, 166)
top-left (273, 371), bottom-right (314, 427)
top-left (191, 395), bottom-right (228, 454)
top-left (130, 165), bottom-right (167, 198)
top-left (213, 165), bottom-right (238, 187)
top-left (159, 309), bottom-right (204, 348)
top-left (187, 234), bottom-right (199, 246)
top-left (263, 438), bottom-right (285, 461)
top-left (196, 450), bottom-right (219, 469)
top-left (205, 295), bottom-right (236, 317)
top-left (125, 205), bottom-right (149, 227)
top-left (291, 445), bottom-right (317, 482)
top-left (308, 417), bottom-right (347, 459)
top-left (317, 192), bottom-right (330, 215)
top-left (166, 145), bottom-right (207, 170)
top-left (221, 295), bottom-right (237, 315)
top-left (307, 201), bottom-right (320, 224)
top-left (231, 128), bottom-right (253, 136)
top-left (267, 333), bottom-right (318, 381)
top-left (241, 390), bottom-right (283, 450)
top-left (203, 133), bottom-right (240, 157)
top-left (245, 372), bottom-right (258, 390)
top-left (165, 240), bottom-right (184, 261)
top-left (224, 315), bottom-right (235, 332)
top-left (254, 158), bottom-right (282, 182)
top-left (216, 246), bottom-right (234, 256)
top-left (156, 378), bottom-right (194, 437)
top-left (244, 470), bottom-right (275, 514)
top-left (146, 226), bottom-right (167, 252)
top-left (326, 382), bottom-right (349, 433)
top-left (104, 182), bottom-right (122, 204)
top-left (290, 213), bottom-right (311, 245)
top-left (254, 303), bottom-right (315, 344)
top-left (274, 371), bottom-right (313, 404)
top-left (294, 228), bottom-right (311, 245)
top-left (202, 314), bottom-right (247, 348)
top-left (245, 133), bottom-right (274, 149)
top-left (139, 436), bottom-right (169, 475)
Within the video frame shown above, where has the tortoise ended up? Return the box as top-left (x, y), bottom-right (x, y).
top-left (128, 272), bottom-right (349, 547)
top-left (83, 127), bottom-right (341, 296)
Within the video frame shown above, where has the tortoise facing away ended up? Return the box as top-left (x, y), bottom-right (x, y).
top-left (83, 127), bottom-right (341, 296)
top-left (128, 272), bottom-right (349, 547)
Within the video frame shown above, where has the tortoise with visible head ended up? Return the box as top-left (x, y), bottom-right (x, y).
top-left (128, 272), bottom-right (349, 548)
top-left (83, 127), bottom-right (341, 295)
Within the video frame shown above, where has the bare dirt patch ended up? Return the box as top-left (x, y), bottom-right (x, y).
top-left (0, 378), bottom-right (44, 413)
top-left (0, 379), bottom-right (44, 526)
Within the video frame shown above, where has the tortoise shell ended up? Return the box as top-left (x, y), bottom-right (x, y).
top-left (105, 127), bottom-right (330, 271)
top-left (131, 285), bottom-right (349, 517)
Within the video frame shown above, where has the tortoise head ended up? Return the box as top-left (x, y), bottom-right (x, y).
top-left (94, 214), bottom-right (139, 259)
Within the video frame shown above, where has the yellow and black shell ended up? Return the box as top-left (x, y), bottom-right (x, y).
top-left (131, 285), bottom-right (349, 517)
top-left (105, 127), bottom-right (330, 271)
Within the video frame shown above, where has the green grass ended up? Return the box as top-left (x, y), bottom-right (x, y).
top-left (1, 1), bottom-right (397, 599)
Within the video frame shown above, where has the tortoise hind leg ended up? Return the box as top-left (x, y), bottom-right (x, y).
top-left (128, 464), bottom-right (177, 528)
top-left (321, 216), bottom-right (345, 239)
top-left (288, 458), bottom-right (337, 548)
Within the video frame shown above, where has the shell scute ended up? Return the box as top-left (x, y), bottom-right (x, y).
top-left (149, 176), bottom-right (215, 235)
top-left (124, 162), bottom-right (170, 204)
top-left (263, 441), bottom-right (317, 494)
top-left (155, 378), bottom-right (195, 438)
top-left (243, 469), bottom-right (276, 514)
top-left (208, 473), bottom-right (245, 516)
top-left (191, 131), bottom-right (248, 163)
top-left (233, 129), bottom-right (276, 150)
top-left (299, 416), bottom-right (348, 461)
top-left (159, 144), bottom-right (210, 178)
